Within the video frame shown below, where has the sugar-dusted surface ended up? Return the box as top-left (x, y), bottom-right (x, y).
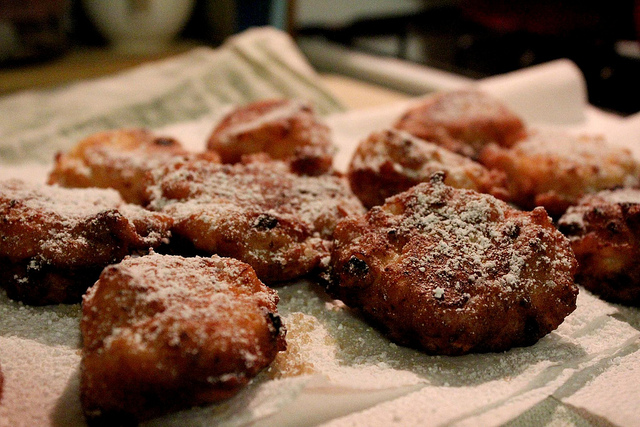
top-left (82, 253), bottom-right (280, 355)
top-left (80, 253), bottom-right (284, 422)
top-left (347, 128), bottom-right (509, 208)
top-left (0, 179), bottom-right (123, 221)
top-left (320, 291), bottom-right (640, 427)
top-left (146, 159), bottom-right (360, 235)
top-left (328, 175), bottom-right (578, 355)
top-left (209, 99), bottom-right (328, 148)
top-left (0, 291), bottom-right (83, 427)
top-left (479, 128), bottom-right (640, 216)
top-left (0, 180), bottom-right (171, 259)
top-left (145, 158), bottom-right (364, 283)
top-left (0, 180), bottom-right (172, 306)
top-left (590, 187), bottom-right (640, 204)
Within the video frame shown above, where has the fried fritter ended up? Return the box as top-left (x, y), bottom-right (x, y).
top-left (48, 128), bottom-right (219, 205)
top-left (80, 252), bottom-right (286, 424)
top-left (558, 188), bottom-right (640, 306)
top-left (479, 129), bottom-right (640, 217)
top-left (347, 128), bottom-right (510, 208)
top-left (394, 90), bottom-right (526, 158)
top-left (206, 99), bottom-right (335, 175)
top-left (0, 180), bottom-right (172, 305)
top-left (328, 172), bottom-right (578, 355)
top-left (144, 157), bottom-right (365, 283)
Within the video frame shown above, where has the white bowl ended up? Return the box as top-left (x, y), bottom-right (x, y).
top-left (82, 0), bottom-right (196, 54)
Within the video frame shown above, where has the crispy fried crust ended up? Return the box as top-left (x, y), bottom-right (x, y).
top-left (558, 188), bottom-right (640, 306)
top-left (206, 99), bottom-right (335, 175)
top-left (479, 130), bottom-right (640, 217)
top-left (144, 157), bottom-right (364, 283)
top-left (48, 128), bottom-right (219, 205)
top-left (328, 173), bottom-right (578, 355)
top-left (0, 180), bottom-right (172, 305)
top-left (347, 128), bottom-right (510, 208)
top-left (80, 253), bottom-right (286, 424)
top-left (394, 90), bottom-right (525, 158)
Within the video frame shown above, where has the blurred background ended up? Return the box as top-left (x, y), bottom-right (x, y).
top-left (1, 0), bottom-right (639, 114)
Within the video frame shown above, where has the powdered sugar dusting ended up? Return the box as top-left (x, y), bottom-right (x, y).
top-left (147, 159), bottom-right (358, 235)
top-left (272, 281), bottom-right (424, 390)
top-left (213, 99), bottom-right (328, 148)
top-left (328, 175), bottom-right (578, 362)
top-left (427, 90), bottom-right (507, 122)
top-left (84, 253), bottom-right (278, 354)
top-left (145, 159), bottom-right (364, 277)
top-left (392, 178), bottom-right (539, 291)
top-left (0, 290), bottom-right (83, 426)
top-left (351, 129), bottom-right (500, 188)
top-left (269, 312), bottom-right (339, 378)
top-left (592, 187), bottom-right (640, 204)
top-left (514, 129), bottom-right (637, 176)
top-left (2, 179), bottom-right (123, 220)
top-left (558, 187), bottom-right (640, 234)
top-left (1, 180), bottom-right (171, 265)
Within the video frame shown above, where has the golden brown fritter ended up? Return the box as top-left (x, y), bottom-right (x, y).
top-left (80, 252), bottom-right (286, 424)
top-left (558, 188), bottom-right (640, 306)
top-left (48, 128), bottom-right (220, 205)
top-left (394, 90), bottom-right (526, 158)
top-left (206, 99), bottom-right (335, 175)
top-left (0, 179), bottom-right (172, 305)
top-left (328, 173), bottom-right (578, 355)
top-left (144, 157), bottom-right (365, 283)
top-left (347, 128), bottom-right (510, 208)
top-left (479, 129), bottom-right (640, 218)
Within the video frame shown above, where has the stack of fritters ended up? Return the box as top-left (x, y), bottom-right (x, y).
top-left (344, 89), bottom-right (640, 317)
top-left (1, 101), bottom-right (352, 423)
top-left (5, 91), bottom-right (636, 424)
